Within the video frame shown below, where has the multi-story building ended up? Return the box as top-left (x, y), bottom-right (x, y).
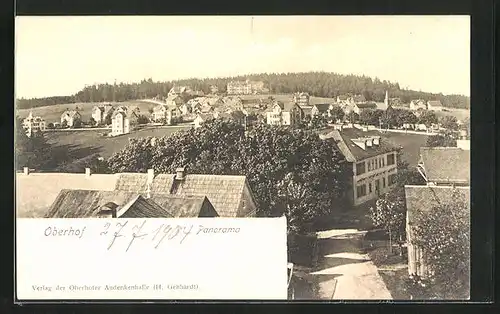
top-left (293, 92), bottom-right (310, 107)
top-left (22, 112), bottom-right (46, 137)
top-left (226, 80), bottom-right (266, 95)
top-left (266, 101), bottom-right (303, 126)
top-left (310, 103), bottom-right (330, 117)
top-left (91, 104), bottom-right (114, 125)
top-left (321, 128), bottom-right (399, 206)
top-left (152, 104), bottom-right (181, 125)
top-left (111, 108), bottom-right (138, 136)
top-left (409, 99), bottom-right (427, 111)
top-left (60, 110), bottom-right (82, 127)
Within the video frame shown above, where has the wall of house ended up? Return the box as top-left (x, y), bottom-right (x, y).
top-left (352, 151), bottom-right (398, 206)
top-left (237, 184), bottom-right (257, 217)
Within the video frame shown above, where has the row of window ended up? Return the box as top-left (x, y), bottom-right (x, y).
top-left (355, 153), bottom-right (396, 176)
top-left (356, 174), bottom-right (397, 199)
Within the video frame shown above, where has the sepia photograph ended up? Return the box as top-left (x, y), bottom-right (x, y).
top-left (15, 15), bottom-right (470, 300)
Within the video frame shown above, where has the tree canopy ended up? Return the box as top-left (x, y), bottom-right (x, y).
top-left (17, 72), bottom-right (470, 110)
top-left (107, 119), bottom-right (352, 233)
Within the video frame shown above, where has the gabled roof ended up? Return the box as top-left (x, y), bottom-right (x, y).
top-left (419, 147), bottom-right (470, 184)
top-left (405, 185), bottom-right (470, 222)
top-left (114, 173), bottom-right (251, 217)
top-left (196, 113), bottom-right (216, 121)
top-left (355, 102), bottom-right (378, 109)
top-left (45, 189), bottom-right (219, 218)
top-left (353, 95), bottom-right (366, 103)
top-left (169, 86), bottom-right (188, 94)
top-left (313, 103), bottom-right (330, 112)
top-left (61, 110), bottom-right (80, 118)
top-left (321, 128), bottom-right (399, 162)
top-left (427, 100), bottom-right (443, 107)
top-left (166, 95), bottom-right (184, 103)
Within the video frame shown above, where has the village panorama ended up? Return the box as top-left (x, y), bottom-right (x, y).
top-left (16, 74), bottom-right (470, 300)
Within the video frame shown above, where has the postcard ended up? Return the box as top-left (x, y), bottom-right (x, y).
top-left (15, 15), bottom-right (470, 301)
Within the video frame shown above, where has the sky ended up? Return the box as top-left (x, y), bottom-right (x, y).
top-left (15, 16), bottom-right (470, 98)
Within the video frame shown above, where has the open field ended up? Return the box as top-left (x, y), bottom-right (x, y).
top-left (16, 100), bottom-right (157, 123)
top-left (45, 125), bottom-right (191, 159)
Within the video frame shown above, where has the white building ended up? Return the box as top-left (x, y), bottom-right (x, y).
top-left (266, 101), bottom-right (303, 126)
top-left (22, 112), bottom-right (46, 137)
top-left (111, 108), bottom-right (138, 136)
top-left (91, 105), bottom-right (114, 125)
top-left (321, 128), bottom-right (399, 206)
top-left (60, 110), bottom-right (82, 127)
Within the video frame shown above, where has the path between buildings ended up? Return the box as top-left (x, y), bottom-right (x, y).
top-left (310, 229), bottom-right (393, 300)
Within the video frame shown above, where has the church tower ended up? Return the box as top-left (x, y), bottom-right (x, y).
top-left (384, 90), bottom-right (389, 107)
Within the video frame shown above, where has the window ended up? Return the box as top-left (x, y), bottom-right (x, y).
top-left (388, 174), bottom-right (397, 186)
top-left (382, 158), bottom-right (385, 167)
top-left (368, 183), bottom-right (372, 193)
top-left (383, 177), bottom-right (386, 188)
top-left (387, 153), bottom-right (395, 165)
top-left (356, 162), bottom-right (366, 175)
top-left (356, 184), bottom-right (367, 198)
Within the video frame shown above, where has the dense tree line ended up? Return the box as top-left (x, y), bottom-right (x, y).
top-left (16, 72), bottom-right (470, 110)
top-left (106, 119), bottom-right (352, 234)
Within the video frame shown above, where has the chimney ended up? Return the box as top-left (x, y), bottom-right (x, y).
top-left (175, 167), bottom-right (186, 180)
top-left (373, 136), bottom-right (380, 146)
top-left (85, 168), bottom-right (91, 177)
top-left (365, 138), bottom-right (373, 147)
top-left (147, 168), bottom-right (155, 184)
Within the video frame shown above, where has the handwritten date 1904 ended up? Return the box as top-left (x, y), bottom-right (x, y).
top-left (100, 220), bottom-right (195, 252)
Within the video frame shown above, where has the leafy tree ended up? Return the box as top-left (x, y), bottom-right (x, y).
top-left (73, 119), bottom-right (82, 128)
top-left (426, 134), bottom-right (457, 147)
top-left (308, 115), bottom-right (327, 130)
top-left (137, 115), bottom-right (149, 125)
top-left (16, 72), bottom-right (470, 110)
top-left (61, 120), bottom-right (68, 128)
top-left (47, 122), bottom-right (55, 129)
top-left (359, 109), bottom-right (384, 126)
top-left (410, 188), bottom-right (470, 299)
top-left (15, 117), bottom-right (52, 170)
top-left (89, 117), bottom-right (97, 127)
top-left (107, 120), bottom-right (351, 232)
top-left (369, 192), bottom-right (406, 253)
top-left (439, 115), bottom-right (458, 130)
top-left (328, 104), bottom-right (345, 122)
top-left (398, 110), bottom-right (418, 125)
top-left (104, 111), bottom-right (113, 125)
top-left (418, 111), bottom-right (438, 127)
top-left (148, 108), bottom-right (154, 115)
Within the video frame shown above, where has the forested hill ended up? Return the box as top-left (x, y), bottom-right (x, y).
top-left (16, 72), bottom-right (470, 110)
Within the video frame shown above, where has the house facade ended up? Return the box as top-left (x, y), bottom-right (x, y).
top-left (352, 102), bottom-right (378, 115)
top-left (321, 129), bottom-right (399, 206)
top-left (152, 104), bottom-right (181, 125)
top-left (310, 103), bottom-right (330, 117)
top-left (168, 86), bottom-right (192, 97)
top-left (91, 105), bottom-right (114, 125)
top-left (22, 112), bottom-right (46, 137)
top-left (226, 80), bottom-right (266, 95)
top-left (111, 109), bottom-right (138, 136)
top-left (409, 99), bottom-right (427, 111)
top-left (60, 110), bottom-right (82, 127)
top-left (293, 92), bottom-right (310, 107)
top-left (427, 100), bottom-right (444, 111)
top-left (266, 102), bottom-right (303, 126)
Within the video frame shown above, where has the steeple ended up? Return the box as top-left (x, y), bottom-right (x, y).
top-left (384, 90), bottom-right (389, 107)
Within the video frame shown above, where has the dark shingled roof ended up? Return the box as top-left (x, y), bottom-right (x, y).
top-left (46, 189), bottom-right (219, 218)
top-left (355, 102), bottom-right (378, 109)
top-left (313, 103), bottom-right (330, 112)
top-left (427, 100), bottom-right (443, 107)
top-left (114, 173), bottom-right (250, 217)
top-left (322, 128), bottom-right (399, 162)
top-left (420, 147), bottom-right (470, 184)
top-left (405, 185), bottom-right (470, 222)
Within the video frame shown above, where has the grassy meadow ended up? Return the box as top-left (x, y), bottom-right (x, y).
top-left (16, 100), bottom-right (157, 123)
